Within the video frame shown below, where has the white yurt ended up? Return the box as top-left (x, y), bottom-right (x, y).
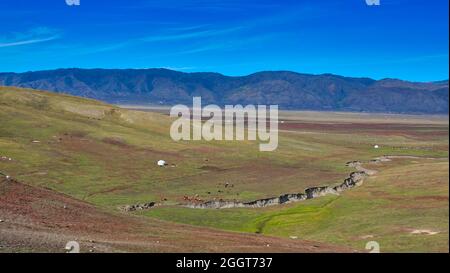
top-left (157, 160), bottom-right (166, 167)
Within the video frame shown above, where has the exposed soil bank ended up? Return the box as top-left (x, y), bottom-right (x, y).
top-left (116, 155), bottom-right (440, 211)
top-left (0, 177), bottom-right (354, 252)
top-left (120, 202), bottom-right (157, 212)
top-left (182, 156), bottom-right (420, 209)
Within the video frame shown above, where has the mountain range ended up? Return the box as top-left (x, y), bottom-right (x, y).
top-left (0, 68), bottom-right (448, 114)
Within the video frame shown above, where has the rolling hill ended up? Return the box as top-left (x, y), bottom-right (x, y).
top-left (0, 86), bottom-right (358, 253)
top-left (0, 86), bottom-right (448, 252)
top-left (0, 68), bottom-right (448, 114)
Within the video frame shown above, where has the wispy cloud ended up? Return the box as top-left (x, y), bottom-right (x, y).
top-left (172, 33), bottom-right (281, 55)
top-left (141, 26), bottom-right (244, 42)
top-left (78, 41), bottom-right (132, 54)
top-left (0, 36), bottom-right (59, 48)
top-left (0, 27), bottom-right (60, 48)
top-left (67, 25), bottom-right (245, 56)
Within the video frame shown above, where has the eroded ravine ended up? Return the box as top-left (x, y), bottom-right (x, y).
top-left (181, 156), bottom-right (422, 209)
top-left (120, 156), bottom-right (439, 211)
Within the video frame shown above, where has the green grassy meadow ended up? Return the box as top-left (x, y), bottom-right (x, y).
top-left (0, 86), bottom-right (448, 252)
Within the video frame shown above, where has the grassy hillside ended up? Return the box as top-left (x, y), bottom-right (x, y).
top-left (0, 86), bottom-right (448, 252)
top-left (143, 158), bottom-right (449, 252)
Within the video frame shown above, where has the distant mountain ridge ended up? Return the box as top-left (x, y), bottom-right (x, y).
top-left (0, 68), bottom-right (448, 114)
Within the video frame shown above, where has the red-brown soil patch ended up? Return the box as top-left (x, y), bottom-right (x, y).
top-left (280, 122), bottom-right (448, 139)
top-left (0, 178), bottom-right (353, 253)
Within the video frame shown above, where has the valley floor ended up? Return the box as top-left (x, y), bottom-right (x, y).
top-left (0, 86), bottom-right (448, 252)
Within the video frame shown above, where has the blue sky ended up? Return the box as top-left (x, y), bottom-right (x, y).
top-left (0, 0), bottom-right (448, 81)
